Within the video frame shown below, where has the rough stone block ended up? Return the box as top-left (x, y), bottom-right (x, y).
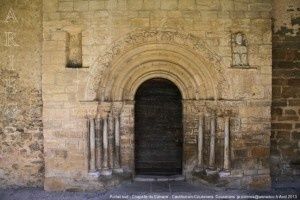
top-left (58, 2), bottom-right (74, 11)
top-left (220, 0), bottom-right (233, 11)
top-left (196, 0), bottom-right (219, 10)
top-left (51, 31), bottom-right (67, 41)
top-left (43, 0), bottom-right (58, 12)
top-left (292, 131), bottom-right (300, 140)
top-left (89, 0), bottom-right (107, 10)
top-left (234, 2), bottom-right (248, 11)
top-left (143, 0), bottom-right (160, 10)
top-left (130, 18), bottom-right (149, 27)
top-left (251, 147), bottom-right (269, 158)
top-left (127, 0), bottom-right (143, 10)
top-left (74, 1), bottom-right (89, 11)
top-left (248, 3), bottom-right (272, 12)
top-left (201, 11), bottom-right (218, 20)
top-left (178, 0), bottom-right (196, 10)
top-left (282, 86), bottom-right (300, 98)
top-left (234, 149), bottom-right (248, 158)
top-left (43, 93), bottom-right (69, 102)
top-left (244, 169), bottom-right (258, 176)
top-left (161, 0), bottom-right (178, 10)
top-left (288, 99), bottom-right (300, 106)
top-left (44, 177), bottom-right (66, 191)
top-left (257, 168), bottom-right (270, 175)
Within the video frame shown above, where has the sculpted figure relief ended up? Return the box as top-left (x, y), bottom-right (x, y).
top-left (231, 32), bottom-right (249, 67)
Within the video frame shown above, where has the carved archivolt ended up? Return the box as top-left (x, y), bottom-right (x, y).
top-left (85, 29), bottom-right (230, 101)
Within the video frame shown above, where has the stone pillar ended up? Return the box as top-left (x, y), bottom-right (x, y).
top-left (114, 115), bottom-right (123, 173)
top-left (197, 115), bottom-right (204, 170)
top-left (219, 117), bottom-right (231, 177)
top-left (89, 118), bottom-right (96, 172)
top-left (224, 117), bottom-right (230, 170)
top-left (102, 117), bottom-right (111, 175)
top-left (209, 116), bottom-right (216, 169)
top-left (108, 114), bottom-right (114, 169)
top-left (85, 119), bottom-right (90, 174)
top-left (95, 118), bottom-right (102, 170)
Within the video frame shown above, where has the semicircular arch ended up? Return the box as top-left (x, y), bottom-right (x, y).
top-left (84, 29), bottom-right (230, 102)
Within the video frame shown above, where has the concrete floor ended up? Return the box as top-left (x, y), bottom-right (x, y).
top-left (0, 179), bottom-right (299, 200)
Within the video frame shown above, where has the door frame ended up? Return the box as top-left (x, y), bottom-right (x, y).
top-left (132, 78), bottom-right (184, 176)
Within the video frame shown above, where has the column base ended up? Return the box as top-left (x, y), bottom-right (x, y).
top-left (113, 168), bottom-right (124, 173)
top-left (88, 171), bottom-right (100, 179)
top-left (205, 168), bottom-right (218, 175)
top-left (194, 166), bottom-right (205, 173)
top-left (101, 169), bottom-right (112, 176)
top-left (219, 170), bottom-right (231, 177)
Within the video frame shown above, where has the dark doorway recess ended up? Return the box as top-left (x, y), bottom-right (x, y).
top-left (134, 78), bottom-right (183, 176)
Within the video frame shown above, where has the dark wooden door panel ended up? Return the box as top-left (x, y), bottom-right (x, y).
top-left (135, 78), bottom-right (183, 175)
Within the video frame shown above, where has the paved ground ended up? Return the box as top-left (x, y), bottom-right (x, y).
top-left (0, 179), bottom-right (299, 200)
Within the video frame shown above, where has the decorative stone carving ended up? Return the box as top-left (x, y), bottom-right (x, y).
top-left (231, 32), bottom-right (249, 67)
top-left (85, 29), bottom-right (227, 101)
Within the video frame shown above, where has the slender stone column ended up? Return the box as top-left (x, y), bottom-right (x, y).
top-left (102, 117), bottom-right (111, 175)
top-left (209, 116), bottom-right (216, 169)
top-left (89, 118), bottom-right (96, 172)
top-left (85, 119), bottom-right (90, 174)
top-left (95, 118), bottom-right (102, 170)
top-left (114, 115), bottom-right (123, 172)
top-left (224, 117), bottom-right (230, 170)
top-left (108, 114), bottom-right (114, 169)
top-left (197, 115), bottom-right (204, 170)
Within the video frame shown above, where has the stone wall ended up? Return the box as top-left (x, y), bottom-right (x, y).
top-left (0, 0), bottom-right (278, 190)
top-left (271, 0), bottom-right (300, 178)
top-left (42, 0), bottom-right (272, 191)
top-left (0, 0), bottom-right (43, 187)
top-left (0, 0), bottom-right (299, 190)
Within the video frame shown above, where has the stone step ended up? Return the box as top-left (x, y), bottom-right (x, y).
top-left (134, 175), bottom-right (185, 182)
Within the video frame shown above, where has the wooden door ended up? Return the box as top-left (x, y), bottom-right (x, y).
top-left (135, 78), bottom-right (183, 175)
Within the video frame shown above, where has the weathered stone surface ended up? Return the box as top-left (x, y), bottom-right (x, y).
top-left (271, 0), bottom-right (300, 179)
top-left (4, 0), bottom-right (297, 191)
top-left (0, 0), bottom-right (43, 188)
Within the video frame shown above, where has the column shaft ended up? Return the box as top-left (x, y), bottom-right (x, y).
top-left (85, 119), bottom-right (90, 173)
top-left (95, 118), bottom-right (102, 170)
top-left (224, 117), bottom-right (230, 170)
top-left (108, 115), bottom-right (114, 169)
top-left (89, 118), bottom-right (96, 172)
top-left (102, 117), bottom-right (108, 170)
top-left (114, 115), bottom-right (121, 169)
top-left (197, 115), bottom-right (204, 168)
top-left (209, 116), bottom-right (216, 168)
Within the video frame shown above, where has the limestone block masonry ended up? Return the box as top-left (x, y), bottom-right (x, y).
top-left (42, 0), bottom-right (272, 191)
top-left (271, 0), bottom-right (300, 179)
top-left (0, 0), bottom-right (43, 188)
top-left (2, 0), bottom-right (297, 192)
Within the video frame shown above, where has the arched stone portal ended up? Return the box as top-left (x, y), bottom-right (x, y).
top-left (81, 30), bottom-right (234, 179)
top-left (80, 30), bottom-right (243, 189)
top-left (134, 78), bottom-right (183, 176)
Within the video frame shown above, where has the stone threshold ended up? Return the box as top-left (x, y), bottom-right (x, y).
top-left (134, 175), bottom-right (185, 182)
